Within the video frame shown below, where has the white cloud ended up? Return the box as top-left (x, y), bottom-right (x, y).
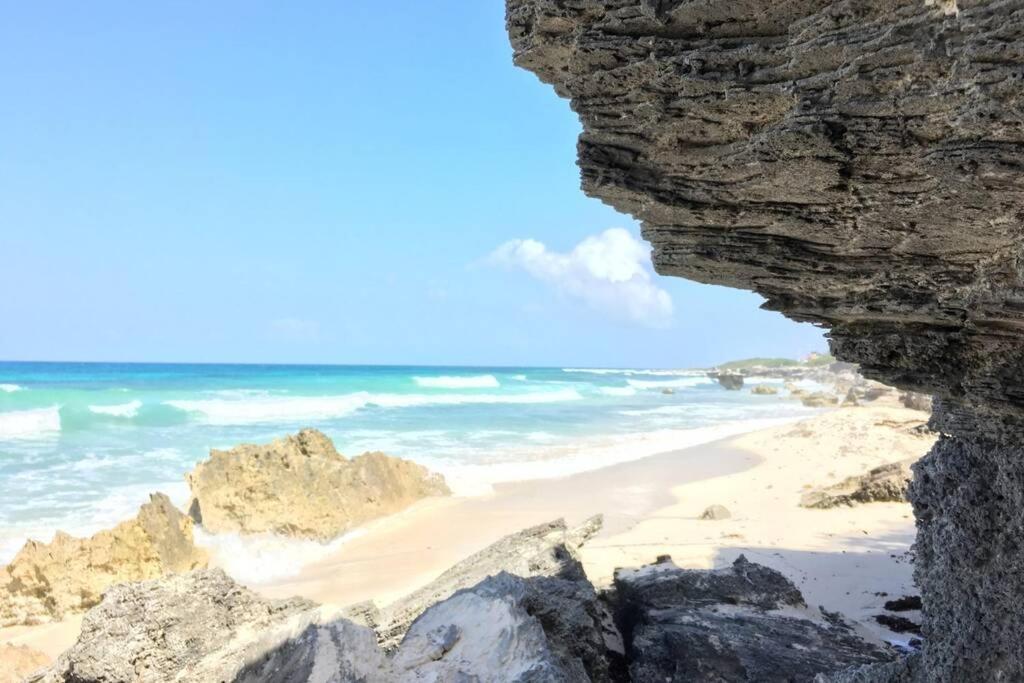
top-left (269, 318), bottom-right (322, 343)
top-left (488, 228), bottom-right (673, 327)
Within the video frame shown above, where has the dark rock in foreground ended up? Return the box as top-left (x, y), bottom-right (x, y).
top-left (611, 556), bottom-right (893, 682)
top-left (801, 461), bottom-right (914, 509)
top-left (709, 372), bottom-right (744, 390)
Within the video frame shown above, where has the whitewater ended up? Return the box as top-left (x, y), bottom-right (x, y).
top-left (0, 362), bottom-right (822, 564)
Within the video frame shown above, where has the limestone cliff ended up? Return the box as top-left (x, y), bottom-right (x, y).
top-left (186, 428), bottom-right (451, 541)
top-left (0, 493), bottom-right (207, 626)
top-left (506, 1), bottom-right (1024, 679)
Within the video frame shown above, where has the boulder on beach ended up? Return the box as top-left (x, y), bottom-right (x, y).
top-left (611, 555), bottom-right (892, 682)
top-left (751, 385), bottom-right (778, 396)
top-left (801, 392), bottom-right (839, 408)
top-left (0, 493), bottom-right (207, 627)
top-left (185, 428), bottom-right (451, 541)
top-left (699, 504), bottom-right (732, 521)
top-left (801, 460), bottom-right (914, 509)
top-left (0, 643), bottom-right (50, 683)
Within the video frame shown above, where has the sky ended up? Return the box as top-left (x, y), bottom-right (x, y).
top-left (0, 2), bottom-right (827, 368)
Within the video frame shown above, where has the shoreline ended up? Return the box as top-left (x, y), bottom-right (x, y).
top-left (0, 397), bottom-right (934, 663)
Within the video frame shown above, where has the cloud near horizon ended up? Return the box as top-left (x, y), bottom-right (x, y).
top-left (487, 228), bottom-right (674, 328)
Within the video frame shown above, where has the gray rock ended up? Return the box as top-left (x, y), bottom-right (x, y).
top-left (801, 461), bottom-right (914, 509)
top-left (34, 569), bottom-right (387, 683)
top-left (699, 504), bottom-right (732, 521)
top-left (709, 372), bottom-right (744, 390)
top-left (611, 556), bottom-right (892, 682)
top-left (899, 392), bottom-right (933, 413)
top-left (376, 515), bottom-right (603, 650)
top-left (506, 1), bottom-right (1024, 677)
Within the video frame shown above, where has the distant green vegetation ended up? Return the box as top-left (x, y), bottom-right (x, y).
top-left (716, 354), bottom-right (834, 370)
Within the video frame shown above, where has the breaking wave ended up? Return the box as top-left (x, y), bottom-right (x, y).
top-left (0, 406), bottom-right (61, 440)
top-left (88, 400), bottom-right (143, 418)
top-left (412, 374), bottom-right (500, 389)
top-left (165, 389), bottom-right (583, 426)
top-left (598, 386), bottom-right (637, 397)
top-left (0, 384), bottom-right (24, 393)
top-left (626, 377), bottom-right (713, 389)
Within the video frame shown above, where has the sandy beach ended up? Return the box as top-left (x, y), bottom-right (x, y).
top-left (0, 396), bottom-right (934, 666)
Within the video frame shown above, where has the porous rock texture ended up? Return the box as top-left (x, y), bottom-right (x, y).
top-left (506, 1), bottom-right (1024, 678)
top-left (0, 493), bottom-right (207, 627)
top-left (611, 555), bottom-right (892, 681)
top-left (186, 428), bottom-right (450, 541)
top-left (801, 459), bottom-right (914, 508)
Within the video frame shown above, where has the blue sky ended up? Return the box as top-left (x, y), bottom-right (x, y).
top-left (0, 2), bottom-right (826, 367)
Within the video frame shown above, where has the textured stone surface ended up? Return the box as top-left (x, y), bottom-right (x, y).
top-left (0, 643), bottom-right (49, 683)
top-left (612, 556), bottom-right (892, 682)
top-left (507, 1), bottom-right (1024, 678)
top-left (801, 460), bottom-right (914, 509)
top-left (0, 493), bottom-right (207, 627)
top-left (35, 569), bottom-right (387, 683)
top-left (376, 515), bottom-right (603, 650)
top-left (186, 429), bottom-right (450, 541)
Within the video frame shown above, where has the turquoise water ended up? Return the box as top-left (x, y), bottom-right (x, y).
top-left (0, 362), bottom-right (822, 563)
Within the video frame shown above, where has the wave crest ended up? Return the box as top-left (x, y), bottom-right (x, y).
top-left (165, 388), bottom-right (582, 426)
top-left (88, 400), bottom-right (143, 418)
top-left (412, 375), bottom-right (500, 389)
top-left (0, 406), bottom-right (61, 439)
top-left (626, 377), bottom-right (712, 389)
top-left (0, 384), bottom-right (24, 393)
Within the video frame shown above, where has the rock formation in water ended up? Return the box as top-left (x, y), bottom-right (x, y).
top-left (506, 2), bottom-right (1023, 678)
top-left (33, 526), bottom-right (888, 682)
top-left (802, 460), bottom-right (914, 509)
top-left (0, 493), bottom-right (207, 627)
top-left (186, 428), bottom-right (451, 541)
top-left (709, 371), bottom-right (744, 390)
top-left (0, 643), bottom-right (49, 683)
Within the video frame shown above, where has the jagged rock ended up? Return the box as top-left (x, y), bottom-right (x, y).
top-left (899, 392), bottom-right (933, 413)
top-left (699, 504), bottom-right (732, 521)
top-left (0, 493), bottom-right (207, 626)
top-left (186, 429), bottom-right (450, 541)
top-left (801, 461), bottom-right (914, 509)
top-left (801, 392), bottom-right (839, 408)
top-left (611, 556), bottom-right (892, 682)
top-left (884, 596), bottom-right (922, 613)
top-left (709, 372), bottom-right (744, 390)
top-left (0, 644), bottom-right (49, 683)
top-left (392, 572), bottom-right (619, 683)
top-left (34, 569), bottom-right (388, 683)
top-left (751, 385), bottom-right (778, 396)
top-left (507, 2), bottom-right (1024, 677)
top-left (376, 515), bottom-right (603, 650)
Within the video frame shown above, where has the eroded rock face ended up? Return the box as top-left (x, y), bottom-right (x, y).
top-left (376, 515), bottom-right (603, 650)
top-left (506, 1), bottom-right (1024, 678)
top-left (0, 493), bottom-right (207, 626)
top-left (611, 556), bottom-right (892, 682)
top-left (802, 460), bottom-right (914, 509)
top-left (186, 429), bottom-right (450, 541)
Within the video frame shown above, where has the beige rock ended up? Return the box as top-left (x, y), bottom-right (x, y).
top-left (751, 385), bottom-right (778, 396)
top-left (801, 460), bottom-right (915, 509)
top-left (0, 643), bottom-right (50, 683)
top-left (800, 392), bottom-right (838, 408)
top-left (0, 493), bottom-right (207, 627)
top-left (186, 429), bottom-right (450, 541)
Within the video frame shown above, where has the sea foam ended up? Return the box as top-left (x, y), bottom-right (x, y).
top-left (626, 376), bottom-right (713, 389)
top-left (413, 374), bottom-right (500, 389)
top-left (88, 400), bottom-right (144, 418)
top-left (0, 384), bottom-right (24, 393)
top-left (165, 388), bottom-right (583, 426)
top-left (0, 406), bottom-right (61, 439)
top-left (598, 386), bottom-right (637, 397)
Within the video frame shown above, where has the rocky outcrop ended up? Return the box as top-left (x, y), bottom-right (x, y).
top-left (506, 4), bottom-right (1024, 674)
top-left (186, 429), bottom-right (450, 541)
top-left (376, 515), bottom-right (603, 650)
top-left (35, 543), bottom-right (891, 683)
top-left (0, 644), bottom-right (49, 683)
top-left (709, 372), bottom-right (744, 390)
top-left (801, 461), bottom-right (914, 509)
top-left (0, 493), bottom-right (207, 626)
top-left (611, 556), bottom-right (892, 682)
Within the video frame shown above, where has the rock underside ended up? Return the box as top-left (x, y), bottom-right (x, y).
top-left (801, 459), bottom-right (915, 509)
top-left (0, 493), bottom-right (207, 627)
top-left (506, 0), bottom-right (1024, 679)
top-left (33, 523), bottom-right (890, 683)
top-left (186, 429), bottom-right (451, 541)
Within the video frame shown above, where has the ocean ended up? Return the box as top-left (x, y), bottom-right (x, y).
top-left (0, 361), bottom-right (825, 567)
